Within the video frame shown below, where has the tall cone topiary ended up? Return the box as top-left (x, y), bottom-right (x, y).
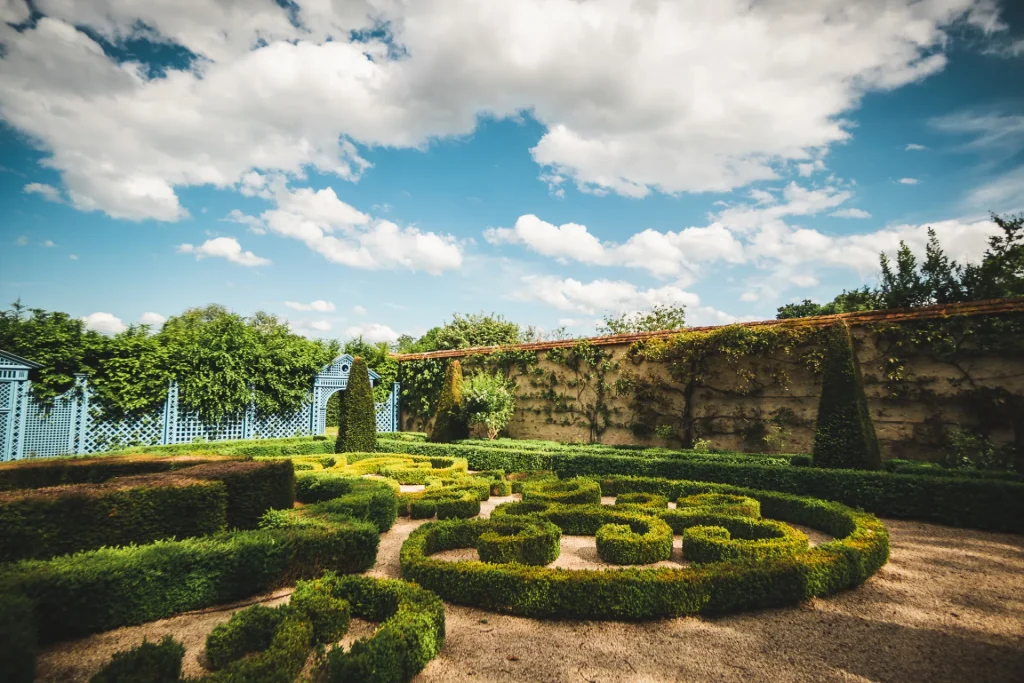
top-left (337, 356), bottom-right (377, 453)
top-left (333, 386), bottom-right (348, 454)
top-left (812, 322), bottom-right (881, 470)
top-left (429, 359), bottom-right (468, 443)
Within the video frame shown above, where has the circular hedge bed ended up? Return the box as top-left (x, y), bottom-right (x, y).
top-left (399, 478), bottom-right (889, 620)
top-left (89, 572), bottom-right (445, 683)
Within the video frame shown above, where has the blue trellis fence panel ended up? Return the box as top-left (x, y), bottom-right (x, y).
top-left (0, 351), bottom-right (399, 461)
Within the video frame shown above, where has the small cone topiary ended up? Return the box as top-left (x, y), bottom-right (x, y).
top-left (336, 356), bottom-right (377, 453)
top-left (429, 360), bottom-right (468, 443)
top-left (812, 322), bottom-right (881, 470)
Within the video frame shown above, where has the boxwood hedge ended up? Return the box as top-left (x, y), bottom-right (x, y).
top-left (400, 480), bottom-right (889, 620)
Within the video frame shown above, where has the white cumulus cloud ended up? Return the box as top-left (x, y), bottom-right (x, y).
top-left (139, 312), bottom-right (166, 325)
top-left (285, 300), bottom-right (336, 312)
top-left (898, 177), bottom-right (919, 185)
top-left (346, 323), bottom-right (400, 344)
top-left (177, 237), bottom-right (270, 266)
top-left (830, 208), bottom-right (872, 219)
top-left (24, 182), bottom-right (64, 203)
top-left (81, 311), bottom-right (126, 335)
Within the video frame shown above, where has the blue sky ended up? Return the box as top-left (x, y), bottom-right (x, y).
top-left (1, 0), bottom-right (1023, 342)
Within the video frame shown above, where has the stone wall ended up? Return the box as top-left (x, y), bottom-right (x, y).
top-left (397, 299), bottom-right (1024, 462)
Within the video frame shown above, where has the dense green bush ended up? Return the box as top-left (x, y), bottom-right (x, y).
top-left (552, 453), bottom-right (1024, 532)
top-left (812, 322), bottom-right (881, 470)
top-left (400, 481), bottom-right (889, 620)
top-left (0, 454), bottom-right (229, 491)
top-left (677, 493), bottom-right (760, 518)
top-left (177, 459), bottom-right (295, 529)
top-left (0, 592), bottom-right (35, 683)
top-left (477, 518), bottom-right (561, 565)
top-left (295, 472), bottom-right (355, 503)
top-left (89, 636), bottom-right (185, 683)
top-left (301, 478), bottom-right (398, 533)
top-left (436, 491), bottom-right (482, 520)
top-left (614, 492), bottom-right (668, 510)
top-left (204, 605), bottom-right (289, 670)
top-left (0, 475), bottom-right (227, 562)
top-left (595, 517), bottom-right (673, 565)
top-left (522, 476), bottom-right (602, 505)
top-left (118, 436), bottom-right (334, 458)
top-left (429, 360), bottom-right (468, 443)
top-left (681, 517), bottom-right (808, 564)
top-left (337, 356), bottom-right (377, 453)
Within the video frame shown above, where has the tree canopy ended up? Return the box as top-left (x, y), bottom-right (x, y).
top-left (777, 213), bottom-right (1024, 319)
top-left (598, 304), bottom-right (687, 335)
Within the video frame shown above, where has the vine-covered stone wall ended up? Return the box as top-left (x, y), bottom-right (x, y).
top-left (397, 302), bottom-right (1024, 464)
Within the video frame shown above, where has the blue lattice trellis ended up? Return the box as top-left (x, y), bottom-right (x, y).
top-left (0, 349), bottom-right (399, 461)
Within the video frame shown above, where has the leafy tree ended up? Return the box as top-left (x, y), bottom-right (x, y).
top-left (598, 305), bottom-right (686, 335)
top-left (777, 213), bottom-right (1024, 319)
top-left (87, 325), bottom-right (172, 419)
top-left (429, 360), bottom-right (467, 442)
top-left (333, 386), bottom-right (349, 454)
top-left (402, 313), bottom-right (522, 354)
top-left (812, 323), bottom-right (881, 470)
top-left (462, 372), bottom-right (517, 440)
top-left (336, 356), bottom-right (376, 453)
top-left (0, 300), bottom-right (104, 405)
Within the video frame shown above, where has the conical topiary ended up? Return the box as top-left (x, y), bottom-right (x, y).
top-left (812, 322), bottom-right (881, 470)
top-left (337, 356), bottom-right (377, 453)
top-left (333, 387), bottom-right (348, 454)
top-left (429, 360), bottom-right (468, 443)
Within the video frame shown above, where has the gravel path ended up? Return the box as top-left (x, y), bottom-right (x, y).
top-left (34, 495), bottom-right (1024, 683)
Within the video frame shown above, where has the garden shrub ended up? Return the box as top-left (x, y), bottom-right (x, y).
top-left (89, 636), bottom-right (185, 683)
top-left (551, 453), bottom-right (1024, 532)
top-left (428, 360), bottom-right (468, 443)
top-left (171, 459), bottom-right (295, 529)
top-left (677, 493), bottom-right (760, 518)
top-left (118, 436), bottom-right (334, 458)
top-left (477, 518), bottom-right (561, 566)
top-left (0, 475), bottom-right (228, 562)
top-left (462, 372), bottom-right (516, 440)
top-left (337, 356), bottom-right (377, 454)
top-left (812, 322), bottom-right (881, 470)
top-left (400, 481), bottom-right (889, 620)
top-left (204, 605), bottom-right (287, 670)
top-left (614, 492), bottom-right (668, 510)
top-left (595, 517), bottom-right (673, 565)
top-left (377, 431), bottom-right (428, 442)
top-left (0, 591), bottom-right (35, 683)
top-left (0, 454), bottom-right (231, 491)
top-left (522, 476), bottom-right (602, 505)
top-left (295, 472), bottom-right (356, 503)
top-left (435, 491), bottom-right (482, 519)
top-left (681, 518), bottom-right (808, 564)
top-left (301, 478), bottom-right (398, 532)
top-left (335, 383), bottom-right (349, 454)
top-left (508, 470), bottom-right (558, 494)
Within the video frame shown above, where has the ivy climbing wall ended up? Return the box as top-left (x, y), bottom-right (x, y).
top-left (396, 299), bottom-right (1024, 463)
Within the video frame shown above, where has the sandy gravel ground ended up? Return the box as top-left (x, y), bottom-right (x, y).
top-left (35, 495), bottom-right (1024, 683)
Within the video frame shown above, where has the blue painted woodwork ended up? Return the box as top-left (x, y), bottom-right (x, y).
top-left (0, 350), bottom-right (399, 460)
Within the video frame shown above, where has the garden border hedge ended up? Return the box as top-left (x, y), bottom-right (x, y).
top-left (400, 480), bottom-right (889, 620)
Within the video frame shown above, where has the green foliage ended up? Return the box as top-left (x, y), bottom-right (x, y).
top-left (415, 312), bottom-right (522, 352)
top-left (812, 323), bottom-right (881, 470)
top-left (429, 360), bottom-right (468, 443)
top-left (598, 304), bottom-right (687, 335)
top-left (680, 517), bottom-right (808, 564)
top-left (533, 340), bottom-right (617, 442)
top-left (302, 478), bottom-right (399, 533)
top-left (677, 493), bottom-right (760, 518)
top-left (462, 372), bottom-right (517, 439)
top-left (594, 516), bottom-right (673, 565)
top-left (204, 605), bottom-right (290, 670)
top-left (0, 302), bottom-right (338, 421)
top-left (342, 337), bottom-right (399, 403)
top-left (521, 476), bottom-right (602, 505)
top-left (89, 636), bottom-right (185, 683)
top-left (400, 482), bottom-right (888, 620)
top-left (620, 324), bottom-right (825, 447)
top-left (476, 518), bottom-right (561, 565)
top-left (613, 492), bottom-right (668, 510)
top-left (0, 475), bottom-right (228, 562)
top-left (0, 454), bottom-right (221, 491)
top-left (336, 356), bottom-right (377, 453)
top-left (117, 435), bottom-right (334, 458)
top-left (0, 592), bottom-right (35, 683)
top-left (777, 213), bottom-right (1024, 318)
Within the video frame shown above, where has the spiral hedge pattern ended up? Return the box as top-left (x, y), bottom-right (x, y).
top-left (400, 477), bottom-right (889, 620)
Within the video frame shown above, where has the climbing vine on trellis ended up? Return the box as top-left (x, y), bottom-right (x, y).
top-left (524, 340), bottom-right (619, 443)
top-left (866, 312), bottom-right (1024, 469)
top-left (617, 324), bottom-right (828, 448)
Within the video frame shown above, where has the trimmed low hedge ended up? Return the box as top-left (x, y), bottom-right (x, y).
top-left (0, 592), bottom-right (35, 683)
top-left (677, 493), bottom-right (760, 518)
top-left (116, 435), bottom-right (334, 458)
top-left (0, 475), bottom-right (228, 562)
top-left (595, 517), bottom-right (673, 565)
top-left (182, 460), bottom-right (295, 529)
top-left (299, 479), bottom-right (399, 533)
top-left (614, 492), bottom-right (668, 510)
top-left (521, 477), bottom-right (602, 505)
top-left (400, 480), bottom-right (889, 620)
top-left (0, 454), bottom-right (230, 491)
top-left (477, 518), bottom-right (561, 566)
top-left (90, 636), bottom-right (184, 683)
top-left (681, 517), bottom-right (808, 564)
top-left (551, 453), bottom-right (1024, 533)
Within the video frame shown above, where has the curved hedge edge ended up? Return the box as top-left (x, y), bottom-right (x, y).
top-left (319, 573), bottom-right (446, 683)
top-left (399, 485), bottom-right (889, 620)
top-left (522, 477), bottom-right (602, 505)
top-left (477, 519), bottom-right (561, 566)
top-left (595, 517), bottom-right (673, 565)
